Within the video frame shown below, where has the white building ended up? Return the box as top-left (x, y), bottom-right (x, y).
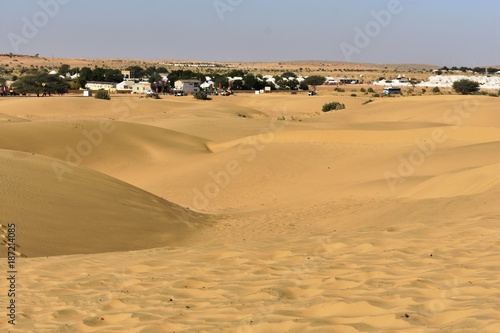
top-left (174, 80), bottom-right (200, 94)
top-left (116, 81), bottom-right (134, 92)
top-left (132, 81), bottom-right (151, 94)
top-left (422, 75), bottom-right (500, 89)
top-left (325, 76), bottom-right (338, 85)
top-left (85, 81), bottom-right (116, 91)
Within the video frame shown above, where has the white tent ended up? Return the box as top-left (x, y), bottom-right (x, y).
top-left (200, 81), bottom-right (213, 89)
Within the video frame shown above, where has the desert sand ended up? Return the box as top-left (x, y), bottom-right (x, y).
top-left (1, 91), bottom-right (500, 332)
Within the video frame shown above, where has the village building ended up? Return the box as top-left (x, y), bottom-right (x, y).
top-left (132, 81), bottom-right (151, 94)
top-left (116, 81), bottom-right (134, 92)
top-left (174, 80), bottom-right (200, 94)
top-left (85, 81), bottom-right (116, 91)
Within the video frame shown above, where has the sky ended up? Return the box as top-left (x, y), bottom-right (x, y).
top-left (1, 0), bottom-right (499, 67)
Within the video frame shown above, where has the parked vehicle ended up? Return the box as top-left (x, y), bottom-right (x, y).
top-left (308, 91), bottom-right (317, 96)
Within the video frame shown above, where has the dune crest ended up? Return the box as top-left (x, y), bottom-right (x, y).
top-left (0, 149), bottom-right (211, 257)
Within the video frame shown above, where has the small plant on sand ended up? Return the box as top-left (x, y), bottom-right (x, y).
top-left (94, 90), bottom-right (110, 100)
top-left (350, 93), bottom-right (357, 97)
top-left (372, 93), bottom-right (380, 97)
top-left (453, 79), bottom-right (479, 95)
top-left (146, 93), bottom-right (161, 99)
top-left (362, 99), bottom-right (374, 105)
top-left (193, 91), bottom-right (211, 100)
top-left (432, 87), bottom-right (441, 94)
top-left (334, 87), bottom-right (345, 92)
top-left (322, 101), bottom-right (345, 112)
top-left (367, 87), bottom-right (375, 93)
top-left (360, 87), bottom-right (366, 93)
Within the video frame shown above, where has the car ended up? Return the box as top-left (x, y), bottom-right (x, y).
top-left (308, 91), bottom-right (317, 96)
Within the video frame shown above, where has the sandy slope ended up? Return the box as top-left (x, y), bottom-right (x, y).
top-left (1, 94), bottom-right (500, 332)
top-left (0, 150), bottom-right (211, 257)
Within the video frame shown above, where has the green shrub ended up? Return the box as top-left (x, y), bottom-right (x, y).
top-left (193, 91), bottom-right (211, 100)
top-left (362, 99), bottom-right (374, 105)
top-left (360, 87), bottom-right (366, 92)
top-left (488, 92), bottom-right (499, 97)
top-left (372, 93), bottom-right (380, 97)
top-left (350, 93), bottom-right (357, 97)
top-left (453, 79), bottom-right (479, 95)
top-left (322, 101), bottom-right (345, 112)
top-left (94, 90), bottom-right (110, 100)
top-left (334, 87), bottom-right (345, 92)
top-left (367, 87), bottom-right (375, 93)
top-left (432, 87), bottom-right (441, 94)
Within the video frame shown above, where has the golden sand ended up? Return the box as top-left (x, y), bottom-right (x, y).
top-left (1, 92), bottom-right (499, 332)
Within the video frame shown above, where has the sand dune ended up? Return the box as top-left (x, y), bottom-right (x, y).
top-left (1, 93), bottom-right (499, 332)
top-left (0, 149), bottom-right (211, 257)
top-left (0, 113), bottom-right (29, 124)
top-left (402, 163), bottom-right (500, 199)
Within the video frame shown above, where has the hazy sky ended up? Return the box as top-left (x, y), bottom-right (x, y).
top-left (1, 0), bottom-right (499, 66)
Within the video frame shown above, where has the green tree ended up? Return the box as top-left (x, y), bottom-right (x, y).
top-left (487, 67), bottom-right (498, 74)
top-left (281, 71), bottom-right (297, 78)
top-left (275, 77), bottom-right (298, 90)
top-left (473, 67), bottom-right (486, 74)
top-left (156, 66), bottom-right (168, 74)
top-left (212, 74), bottom-right (229, 90)
top-left (409, 78), bottom-right (420, 91)
top-left (76, 67), bottom-right (92, 89)
top-left (91, 67), bottom-right (105, 81)
top-left (126, 66), bottom-right (145, 79)
top-left (243, 74), bottom-right (265, 90)
top-left (144, 66), bottom-right (158, 77)
top-left (167, 70), bottom-right (204, 84)
top-left (452, 79), bottom-right (479, 95)
top-left (226, 69), bottom-right (246, 78)
top-left (148, 73), bottom-right (162, 84)
top-left (299, 81), bottom-right (309, 90)
top-left (13, 72), bottom-right (69, 97)
top-left (104, 69), bottom-right (123, 82)
top-left (231, 79), bottom-right (244, 90)
top-left (303, 75), bottom-right (326, 90)
top-left (58, 64), bottom-right (70, 76)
